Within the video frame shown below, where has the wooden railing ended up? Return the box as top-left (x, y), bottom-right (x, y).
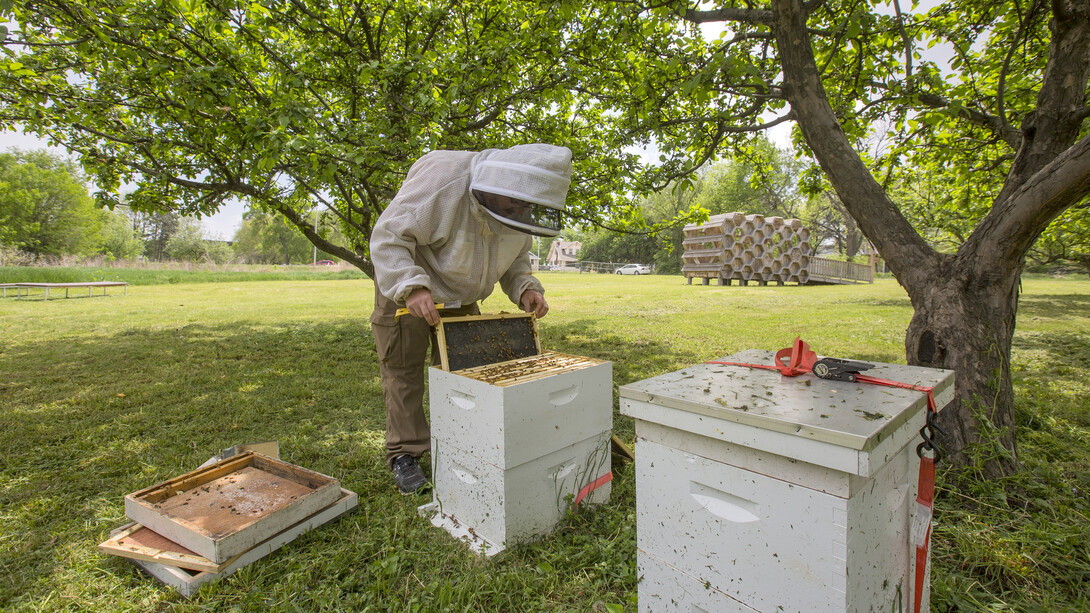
top-left (807, 257), bottom-right (873, 284)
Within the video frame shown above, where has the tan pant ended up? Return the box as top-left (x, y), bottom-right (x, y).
top-left (370, 288), bottom-right (479, 467)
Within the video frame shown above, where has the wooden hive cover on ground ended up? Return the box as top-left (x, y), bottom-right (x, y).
top-left (435, 312), bottom-right (541, 372)
top-left (106, 489), bottom-right (358, 597)
top-left (124, 452), bottom-right (341, 564)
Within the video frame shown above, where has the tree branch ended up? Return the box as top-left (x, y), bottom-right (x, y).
top-left (966, 133), bottom-right (1090, 264)
top-left (993, 0), bottom-right (1090, 207)
top-left (891, 0), bottom-right (913, 82)
top-left (770, 0), bottom-right (937, 292)
top-left (274, 202), bottom-right (373, 275)
top-left (911, 91), bottom-right (1022, 149)
top-left (684, 7), bottom-right (774, 26)
top-left (3, 36), bottom-right (92, 47)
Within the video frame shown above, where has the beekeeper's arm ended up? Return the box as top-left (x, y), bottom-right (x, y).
top-left (371, 166), bottom-right (463, 325)
top-left (499, 245), bottom-right (548, 318)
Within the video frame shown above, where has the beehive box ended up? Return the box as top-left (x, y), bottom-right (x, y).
top-left (124, 452), bottom-right (342, 564)
top-left (422, 318), bottom-right (613, 555)
top-left (427, 430), bottom-right (611, 554)
top-left (619, 350), bottom-right (954, 613)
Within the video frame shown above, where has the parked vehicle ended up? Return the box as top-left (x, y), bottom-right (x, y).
top-left (614, 263), bottom-right (651, 275)
top-left (312, 260), bottom-right (336, 266)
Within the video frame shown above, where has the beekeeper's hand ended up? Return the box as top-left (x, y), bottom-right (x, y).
top-left (406, 288), bottom-right (440, 325)
top-left (520, 289), bottom-right (549, 318)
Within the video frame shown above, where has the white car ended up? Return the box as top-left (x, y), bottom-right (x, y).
top-left (614, 263), bottom-right (651, 275)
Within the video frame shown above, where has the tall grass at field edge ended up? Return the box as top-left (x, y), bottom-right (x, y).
top-left (0, 265), bottom-right (369, 286)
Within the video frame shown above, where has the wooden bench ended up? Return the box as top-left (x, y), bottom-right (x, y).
top-left (2, 281), bottom-right (128, 300)
top-left (0, 283), bottom-right (26, 298)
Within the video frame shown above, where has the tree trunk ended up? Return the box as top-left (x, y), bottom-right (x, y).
top-left (769, 0), bottom-right (1029, 478)
top-left (904, 257), bottom-right (1021, 478)
top-left (1078, 253), bottom-right (1090, 278)
top-left (845, 227), bottom-right (862, 258)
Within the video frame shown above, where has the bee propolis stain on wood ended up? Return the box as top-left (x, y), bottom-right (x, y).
top-left (436, 312), bottom-right (541, 371)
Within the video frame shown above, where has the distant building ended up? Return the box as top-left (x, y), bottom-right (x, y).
top-left (859, 241), bottom-right (888, 273)
top-left (546, 240), bottom-right (581, 269)
top-left (528, 251), bottom-right (541, 270)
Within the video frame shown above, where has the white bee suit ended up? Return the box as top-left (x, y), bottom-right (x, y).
top-left (368, 144), bottom-right (572, 469)
top-left (370, 144), bottom-right (572, 308)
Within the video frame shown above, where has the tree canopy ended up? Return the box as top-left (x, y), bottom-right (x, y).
top-left (0, 149), bottom-right (102, 256)
top-left (1, 0), bottom-right (698, 276)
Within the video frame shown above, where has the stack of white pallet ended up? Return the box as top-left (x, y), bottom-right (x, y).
top-left (682, 212), bottom-right (812, 285)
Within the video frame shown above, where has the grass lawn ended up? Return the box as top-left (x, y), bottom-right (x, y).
top-left (1, 272), bottom-right (1087, 611)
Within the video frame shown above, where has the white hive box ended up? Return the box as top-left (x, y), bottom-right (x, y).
top-left (422, 350), bottom-right (613, 555)
top-left (619, 349), bottom-right (954, 613)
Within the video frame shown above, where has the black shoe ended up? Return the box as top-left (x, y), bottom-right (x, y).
top-left (391, 454), bottom-right (430, 495)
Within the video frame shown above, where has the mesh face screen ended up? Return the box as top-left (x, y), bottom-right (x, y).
top-left (476, 192), bottom-right (562, 235)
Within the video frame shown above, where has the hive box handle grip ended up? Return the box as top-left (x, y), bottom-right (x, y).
top-left (452, 463), bottom-right (479, 484)
top-left (548, 384), bottom-right (581, 406)
top-left (690, 481), bottom-right (760, 523)
top-left (449, 391), bottom-right (476, 410)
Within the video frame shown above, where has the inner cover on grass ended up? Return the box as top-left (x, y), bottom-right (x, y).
top-left (436, 312), bottom-right (541, 371)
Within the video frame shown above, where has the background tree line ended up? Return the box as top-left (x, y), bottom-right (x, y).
top-left (0, 149), bottom-right (342, 265)
top-left (578, 138), bottom-right (1089, 277)
top-left (6, 143), bottom-right (1087, 276)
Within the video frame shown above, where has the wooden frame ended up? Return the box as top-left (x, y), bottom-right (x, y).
top-left (452, 351), bottom-right (602, 386)
top-left (99, 523), bottom-right (229, 573)
top-left (435, 312), bottom-right (541, 372)
top-left (118, 488), bottom-right (357, 597)
top-left (124, 452), bottom-right (341, 564)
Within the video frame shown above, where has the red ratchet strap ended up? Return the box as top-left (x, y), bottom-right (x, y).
top-left (705, 337), bottom-right (938, 613)
top-left (911, 455), bottom-right (936, 613)
top-left (572, 471), bottom-right (613, 512)
top-left (706, 336), bottom-right (819, 375)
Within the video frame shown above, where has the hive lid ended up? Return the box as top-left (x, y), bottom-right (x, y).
top-left (619, 349), bottom-right (954, 452)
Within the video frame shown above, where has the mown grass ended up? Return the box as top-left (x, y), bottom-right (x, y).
top-left (0, 272), bottom-right (1087, 611)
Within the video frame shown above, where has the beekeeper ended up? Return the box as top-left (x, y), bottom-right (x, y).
top-left (369, 144), bottom-right (573, 494)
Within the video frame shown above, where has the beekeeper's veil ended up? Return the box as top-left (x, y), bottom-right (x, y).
top-left (470, 144), bottom-right (572, 237)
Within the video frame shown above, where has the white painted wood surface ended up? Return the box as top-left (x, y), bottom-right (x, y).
top-left (621, 351), bottom-right (952, 613)
top-left (620, 349), bottom-right (954, 477)
top-left (638, 548), bottom-right (760, 612)
top-left (422, 432), bottom-right (611, 555)
top-left (429, 360), bottom-right (612, 468)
